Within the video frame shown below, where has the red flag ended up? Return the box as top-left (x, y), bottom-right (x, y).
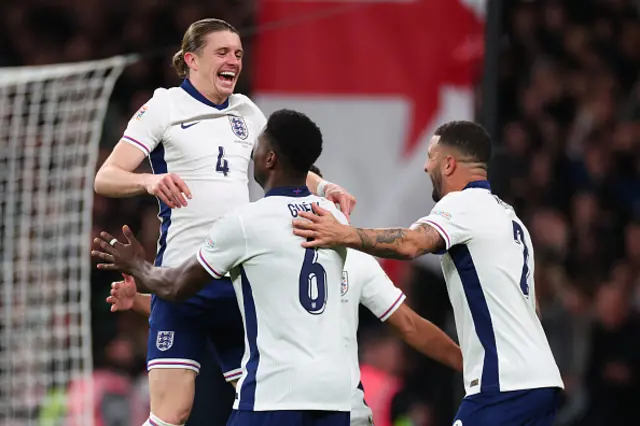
top-left (253, 0), bottom-right (484, 281)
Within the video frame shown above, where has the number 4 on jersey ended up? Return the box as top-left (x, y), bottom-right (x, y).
top-left (512, 221), bottom-right (530, 297)
top-left (216, 146), bottom-right (229, 176)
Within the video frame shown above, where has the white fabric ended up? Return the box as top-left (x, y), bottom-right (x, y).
top-left (414, 186), bottom-right (563, 396)
top-left (198, 192), bottom-right (351, 411)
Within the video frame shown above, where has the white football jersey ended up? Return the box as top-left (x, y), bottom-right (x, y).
top-left (121, 80), bottom-right (266, 267)
top-left (341, 249), bottom-right (405, 425)
top-left (414, 180), bottom-right (563, 396)
top-left (197, 187), bottom-right (351, 411)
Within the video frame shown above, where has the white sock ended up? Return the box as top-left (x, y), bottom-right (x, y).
top-left (143, 413), bottom-right (185, 426)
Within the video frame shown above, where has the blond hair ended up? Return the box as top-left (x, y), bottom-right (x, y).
top-left (172, 18), bottom-right (239, 79)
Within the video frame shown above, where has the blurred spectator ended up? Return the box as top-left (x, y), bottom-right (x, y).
top-left (66, 334), bottom-right (147, 426)
top-left (359, 328), bottom-right (404, 426)
top-left (492, 1), bottom-right (640, 425)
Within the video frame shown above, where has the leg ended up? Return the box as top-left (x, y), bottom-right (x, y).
top-left (147, 296), bottom-right (207, 425)
top-left (148, 369), bottom-right (197, 424)
top-left (189, 343), bottom-right (236, 426)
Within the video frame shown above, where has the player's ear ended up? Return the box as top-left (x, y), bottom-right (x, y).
top-left (184, 52), bottom-right (198, 72)
top-left (265, 150), bottom-right (277, 170)
top-left (442, 154), bottom-right (456, 177)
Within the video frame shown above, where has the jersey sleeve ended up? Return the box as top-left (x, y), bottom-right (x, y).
top-left (120, 89), bottom-right (169, 156)
top-left (357, 253), bottom-right (406, 322)
top-left (197, 213), bottom-right (247, 279)
top-left (412, 193), bottom-right (472, 250)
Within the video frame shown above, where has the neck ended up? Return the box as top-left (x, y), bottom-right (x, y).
top-left (262, 171), bottom-right (307, 194)
top-left (188, 74), bottom-right (227, 105)
top-left (444, 172), bottom-right (489, 195)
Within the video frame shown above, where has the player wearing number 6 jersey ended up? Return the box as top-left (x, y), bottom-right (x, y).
top-left (107, 164), bottom-right (464, 426)
top-left (94, 19), bottom-right (355, 426)
top-left (293, 121), bottom-right (564, 426)
top-left (93, 109), bottom-right (352, 426)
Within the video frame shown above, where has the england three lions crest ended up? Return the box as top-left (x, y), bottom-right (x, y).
top-left (228, 116), bottom-right (249, 140)
top-left (341, 271), bottom-right (349, 296)
top-left (156, 331), bottom-right (174, 351)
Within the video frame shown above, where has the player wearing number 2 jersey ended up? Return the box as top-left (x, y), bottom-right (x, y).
top-left (93, 109), bottom-right (352, 426)
top-left (293, 121), bottom-right (564, 426)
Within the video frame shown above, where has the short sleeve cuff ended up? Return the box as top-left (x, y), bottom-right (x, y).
top-left (379, 293), bottom-right (406, 322)
top-left (421, 219), bottom-right (451, 250)
top-left (197, 249), bottom-right (225, 279)
top-left (121, 135), bottom-right (151, 156)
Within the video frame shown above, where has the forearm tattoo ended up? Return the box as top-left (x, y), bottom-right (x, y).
top-left (353, 224), bottom-right (445, 260)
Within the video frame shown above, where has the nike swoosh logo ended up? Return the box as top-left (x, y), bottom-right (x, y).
top-left (180, 122), bottom-right (200, 129)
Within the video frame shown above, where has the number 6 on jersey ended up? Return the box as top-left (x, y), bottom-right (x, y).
top-left (299, 247), bottom-right (327, 314)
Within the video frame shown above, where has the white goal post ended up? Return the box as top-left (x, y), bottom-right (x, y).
top-left (0, 55), bottom-right (133, 426)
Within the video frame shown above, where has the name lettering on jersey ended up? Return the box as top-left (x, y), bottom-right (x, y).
top-left (228, 115), bottom-right (249, 140)
top-left (492, 195), bottom-right (514, 211)
top-left (288, 201), bottom-right (320, 218)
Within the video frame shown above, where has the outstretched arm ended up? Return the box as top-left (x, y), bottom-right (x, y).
top-left (129, 257), bottom-right (211, 301)
top-left (348, 223), bottom-right (446, 260)
top-left (292, 204), bottom-right (445, 260)
top-left (306, 171), bottom-right (357, 219)
top-left (92, 226), bottom-right (211, 301)
top-left (386, 304), bottom-right (462, 372)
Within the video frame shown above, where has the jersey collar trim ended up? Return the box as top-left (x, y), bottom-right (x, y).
top-left (264, 186), bottom-right (311, 198)
top-left (180, 79), bottom-right (229, 110)
top-left (463, 180), bottom-right (491, 191)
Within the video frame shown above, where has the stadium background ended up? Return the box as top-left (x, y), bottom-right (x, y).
top-left (1, 0), bottom-right (639, 425)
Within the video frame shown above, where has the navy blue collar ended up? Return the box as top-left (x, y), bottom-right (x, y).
top-left (264, 186), bottom-right (311, 198)
top-left (180, 79), bottom-right (229, 110)
top-left (463, 180), bottom-right (491, 191)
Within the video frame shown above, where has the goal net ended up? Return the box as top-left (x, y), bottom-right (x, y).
top-left (0, 56), bottom-right (132, 426)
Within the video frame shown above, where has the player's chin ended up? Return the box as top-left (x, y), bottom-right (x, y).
top-left (215, 77), bottom-right (237, 95)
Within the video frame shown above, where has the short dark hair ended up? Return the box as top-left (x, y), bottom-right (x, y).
top-left (434, 120), bottom-right (492, 164)
top-left (263, 109), bottom-right (323, 174)
top-left (309, 164), bottom-right (323, 178)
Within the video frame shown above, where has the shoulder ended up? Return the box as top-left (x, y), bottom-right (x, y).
top-left (230, 94), bottom-right (266, 120)
top-left (319, 198), bottom-right (349, 225)
top-left (345, 249), bottom-right (379, 273)
top-left (149, 87), bottom-right (173, 103)
top-left (430, 190), bottom-right (483, 216)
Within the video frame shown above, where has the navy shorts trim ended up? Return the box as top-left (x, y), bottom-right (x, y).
top-left (453, 387), bottom-right (560, 426)
top-left (227, 410), bottom-right (350, 426)
top-left (147, 278), bottom-right (245, 376)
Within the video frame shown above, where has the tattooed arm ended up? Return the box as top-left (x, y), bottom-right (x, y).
top-left (350, 224), bottom-right (446, 260)
top-left (292, 205), bottom-right (446, 260)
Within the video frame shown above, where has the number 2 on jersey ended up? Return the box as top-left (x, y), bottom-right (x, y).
top-left (512, 221), bottom-right (530, 297)
top-left (216, 146), bottom-right (229, 176)
top-left (299, 247), bottom-right (327, 314)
